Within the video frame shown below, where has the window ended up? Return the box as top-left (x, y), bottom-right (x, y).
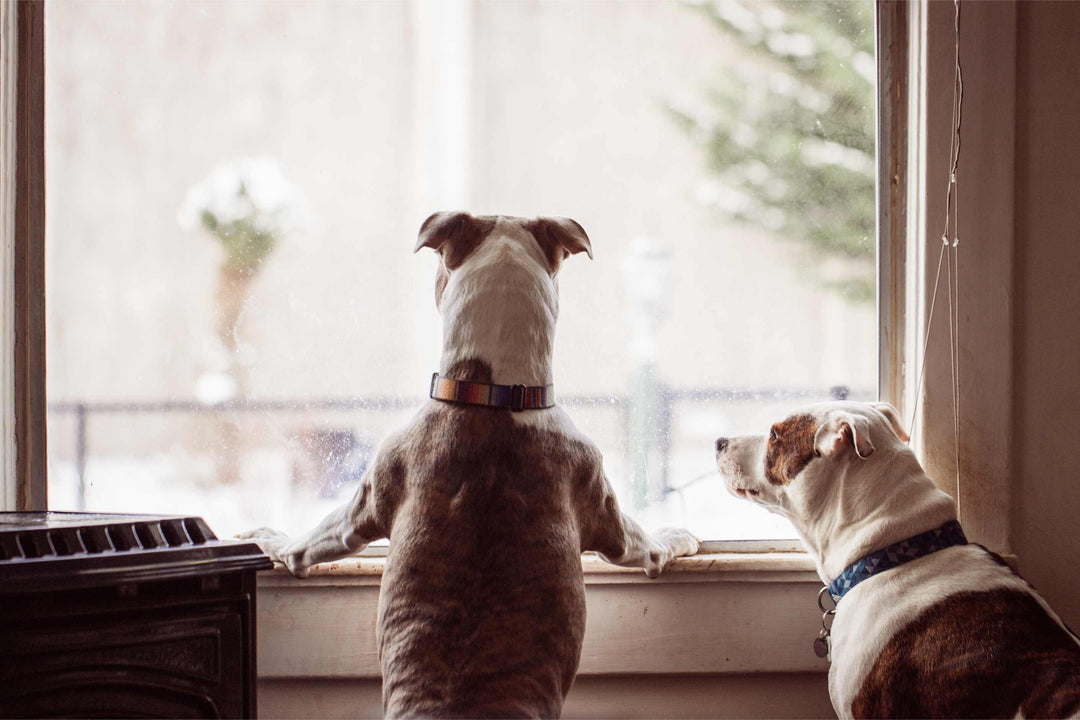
top-left (43, 0), bottom-right (876, 541)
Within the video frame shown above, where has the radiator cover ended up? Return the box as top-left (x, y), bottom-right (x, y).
top-left (0, 512), bottom-right (272, 718)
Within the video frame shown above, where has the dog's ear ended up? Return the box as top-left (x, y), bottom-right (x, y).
top-left (869, 402), bottom-right (909, 442)
top-left (414, 211), bottom-right (490, 269)
top-left (529, 217), bottom-right (593, 274)
top-left (814, 412), bottom-right (875, 460)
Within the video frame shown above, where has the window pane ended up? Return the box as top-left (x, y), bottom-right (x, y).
top-left (45, 0), bottom-right (876, 541)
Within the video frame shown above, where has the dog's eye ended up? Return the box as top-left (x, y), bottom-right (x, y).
top-left (769, 430), bottom-right (778, 442)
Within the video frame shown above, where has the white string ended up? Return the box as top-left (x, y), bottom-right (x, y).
top-left (948, 0), bottom-right (963, 522)
top-left (908, 244), bottom-right (947, 442)
top-left (909, 0), bottom-right (963, 521)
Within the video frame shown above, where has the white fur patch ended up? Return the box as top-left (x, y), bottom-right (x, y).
top-left (439, 220), bottom-right (559, 388)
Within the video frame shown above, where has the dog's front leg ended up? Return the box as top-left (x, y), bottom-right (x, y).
top-left (594, 514), bottom-right (700, 578)
top-left (580, 471), bottom-right (699, 578)
top-left (238, 477), bottom-right (388, 578)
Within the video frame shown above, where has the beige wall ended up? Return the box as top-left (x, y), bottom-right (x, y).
top-left (259, 675), bottom-right (834, 720)
top-left (1012, 0), bottom-right (1080, 631)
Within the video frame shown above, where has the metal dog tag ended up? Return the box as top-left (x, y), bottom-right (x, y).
top-left (813, 629), bottom-right (830, 660)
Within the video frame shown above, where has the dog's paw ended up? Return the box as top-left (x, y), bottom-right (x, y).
top-left (641, 528), bottom-right (701, 578)
top-left (655, 527), bottom-right (701, 558)
top-left (236, 526), bottom-right (290, 564)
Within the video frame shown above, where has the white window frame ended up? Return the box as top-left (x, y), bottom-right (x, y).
top-left (4, 0), bottom-right (1017, 704)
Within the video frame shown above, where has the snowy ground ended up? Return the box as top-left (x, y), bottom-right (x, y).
top-left (48, 447), bottom-right (796, 543)
top-left (45, 393), bottom-right (846, 543)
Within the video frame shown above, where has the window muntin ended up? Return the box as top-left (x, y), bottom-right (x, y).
top-left (44, 0), bottom-right (875, 541)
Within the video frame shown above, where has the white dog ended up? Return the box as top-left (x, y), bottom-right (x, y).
top-left (715, 401), bottom-right (1080, 718)
top-left (241, 212), bottom-right (698, 718)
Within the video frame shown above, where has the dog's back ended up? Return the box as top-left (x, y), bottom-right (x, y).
top-left (848, 548), bottom-right (1080, 719)
top-left (377, 401), bottom-right (597, 718)
top-left (239, 213), bottom-right (701, 718)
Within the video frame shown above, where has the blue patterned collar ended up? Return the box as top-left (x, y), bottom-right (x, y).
top-left (827, 520), bottom-right (967, 604)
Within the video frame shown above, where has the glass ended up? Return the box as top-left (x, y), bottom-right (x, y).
top-left (45, 0), bottom-right (876, 541)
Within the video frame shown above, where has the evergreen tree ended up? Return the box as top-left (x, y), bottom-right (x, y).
top-left (672, 0), bottom-right (876, 303)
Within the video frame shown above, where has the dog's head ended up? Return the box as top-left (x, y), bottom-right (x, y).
top-left (413, 211), bottom-right (592, 385)
top-left (717, 401), bottom-right (960, 580)
top-left (414, 211), bottom-right (592, 313)
top-left (714, 402), bottom-right (910, 520)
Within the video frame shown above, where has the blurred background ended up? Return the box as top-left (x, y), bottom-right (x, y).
top-left (45, 0), bottom-right (876, 541)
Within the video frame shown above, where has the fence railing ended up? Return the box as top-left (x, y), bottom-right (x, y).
top-left (48, 385), bottom-right (857, 511)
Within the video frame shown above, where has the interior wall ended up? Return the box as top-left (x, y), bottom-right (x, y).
top-left (259, 674), bottom-right (836, 720)
top-left (1012, 0), bottom-right (1080, 631)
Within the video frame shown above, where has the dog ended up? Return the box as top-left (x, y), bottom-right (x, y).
top-left (714, 401), bottom-right (1080, 719)
top-left (240, 211), bottom-right (699, 719)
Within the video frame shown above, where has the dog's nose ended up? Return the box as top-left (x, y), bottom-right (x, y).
top-left (715, 437), bottom-right (729, 453)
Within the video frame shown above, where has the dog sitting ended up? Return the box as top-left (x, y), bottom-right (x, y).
top-left (715, 401), bottom-right (1080, 719)
top-left (240, 211), bottom-right (698, 719)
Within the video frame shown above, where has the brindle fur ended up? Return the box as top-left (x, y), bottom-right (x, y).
top-left (329, 359), bottom-right (656, 718)
top-left (764, 413), bottom-right (819, 485)
top-left (852, 588), bottom-right (1080, 719)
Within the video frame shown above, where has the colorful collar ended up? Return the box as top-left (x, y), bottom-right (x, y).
top-left (429, 372), bottom-right (555, 412)
top-left (827, 520), bottom-right (967, 603)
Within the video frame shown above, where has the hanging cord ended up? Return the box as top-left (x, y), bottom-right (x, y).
top-left (909, 0), bottom-right (963, 521)
top-left (945, 0), bottom-right (963, 521)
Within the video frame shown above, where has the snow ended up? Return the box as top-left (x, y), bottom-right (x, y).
top-left (48, 438), bottom-right (796, 543)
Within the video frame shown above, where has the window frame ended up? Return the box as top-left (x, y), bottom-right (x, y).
top-left (4, 0), bottom-right (1014, 548)
top-left (2, 0), bottom-right (47, 513)
top-left (901, 0), bottom-right (1016, 553)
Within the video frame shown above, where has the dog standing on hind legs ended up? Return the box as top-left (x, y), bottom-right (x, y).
top-left (240, 211), bottom-right (699, 719)
top-left (715, 401), bottom-right (1080, 719)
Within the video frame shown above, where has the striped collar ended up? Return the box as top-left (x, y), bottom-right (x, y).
top-left (429, 372), bottom-right (555, 412)
top-left (827, 520), bottom-right (968, 604)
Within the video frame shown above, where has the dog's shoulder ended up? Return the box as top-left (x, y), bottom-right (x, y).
top-left (503, 405), bottom-right (606, 472)
top-left (377, 401), bottom-right (604, 480)
top-left (537, 406), bottom-right (603, 460)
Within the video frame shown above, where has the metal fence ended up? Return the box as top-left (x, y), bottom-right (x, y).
top-left (48, 385), bottom-right (856, 511)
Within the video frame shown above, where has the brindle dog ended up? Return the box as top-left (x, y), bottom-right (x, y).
top-left (240, 212), bottom-right (699, 719)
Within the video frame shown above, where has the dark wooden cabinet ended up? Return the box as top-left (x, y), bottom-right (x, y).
top-left (0, 512), bottom-right (272, 718)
